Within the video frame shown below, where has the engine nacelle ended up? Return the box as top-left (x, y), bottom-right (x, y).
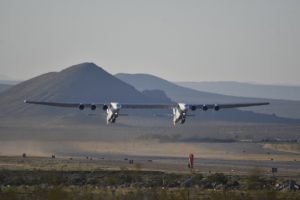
top-left (190, 105), bottom-right (196, 111)
top-left (91, 104), bottom-right (96, 110)
top-left (202, 105), bottom-right (208, 111)
top-left (102, 105), bottom-right (108, 110)
top-left (79, 104), bottom-right (85, 110)
top-left (214, 104), bottom-right (220, 111)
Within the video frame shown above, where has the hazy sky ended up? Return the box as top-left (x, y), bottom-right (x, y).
top-left (0, 0), bottom-right (299, 85)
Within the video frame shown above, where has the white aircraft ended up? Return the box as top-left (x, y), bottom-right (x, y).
top-left (24, 100), bottom-right (269, 125)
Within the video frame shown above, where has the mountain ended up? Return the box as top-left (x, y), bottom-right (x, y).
top-left (0, 63), bottom-right (171, 117)
top-left (115, 73), bottom-right (300, 119)
top-left (116, 74), bottom-right (238, 103)
top-left (0, 83), bottom-right (12, 93)
top-left (176, 81), bottom-right (300, 101)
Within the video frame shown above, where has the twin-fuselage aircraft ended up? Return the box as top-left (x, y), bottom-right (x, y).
top-left (24, 100), bottom-right (269, 125)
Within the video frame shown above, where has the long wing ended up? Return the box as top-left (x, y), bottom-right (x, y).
top-left (24, 100), bottom-right (269, 110)
top-left (194, 102), bottom-right (269, 110)
top-left (24, 100), bottom-right (104, 108)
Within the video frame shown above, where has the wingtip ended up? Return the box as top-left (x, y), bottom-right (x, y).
top-left (24, 99), bottom-right (27, 103)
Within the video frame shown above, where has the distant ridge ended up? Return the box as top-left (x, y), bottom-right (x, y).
top-left (0, 74), bottom-right (21, 85)
top-left (0, 80), bottom-right (20, 85)
top-left (176, 81), bottom-right (300, 101)
top-left (0, 83), bottom-right (12, 93)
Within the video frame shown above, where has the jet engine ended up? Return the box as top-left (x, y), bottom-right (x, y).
top-left (214, 104), bottom-right (220, 111)
top-left (91, 104), bottom-right (96, 110)
top-left (102, 105), bottom-right (108, 110)
top-left (79, 104), bottom-right (85, 110)
top-left (190, 105), bottom-right (196, 111)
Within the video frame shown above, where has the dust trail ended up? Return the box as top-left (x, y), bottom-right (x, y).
top-left (0, 140), bottom-right (73, 157)
top-left (264, 143), bottom-right (300, 154)
top-left (1, 140), bottom-right (299, 161)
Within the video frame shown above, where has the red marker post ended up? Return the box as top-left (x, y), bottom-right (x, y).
top-left (188, 153), bottom-right (194, 172)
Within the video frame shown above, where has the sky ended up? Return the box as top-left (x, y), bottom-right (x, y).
top-left (0, 0), bottom-right (299, 85)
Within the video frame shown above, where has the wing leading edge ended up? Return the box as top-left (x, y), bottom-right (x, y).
top-left (195, 102), bottom-right (269, 110)
top-left (24, 100), bottom-right (105, 108)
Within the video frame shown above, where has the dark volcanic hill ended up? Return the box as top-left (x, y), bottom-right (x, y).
top-left (0, 63), bottom-right (171, 117)
top-left (115, 73), bottom-right (300, 119)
